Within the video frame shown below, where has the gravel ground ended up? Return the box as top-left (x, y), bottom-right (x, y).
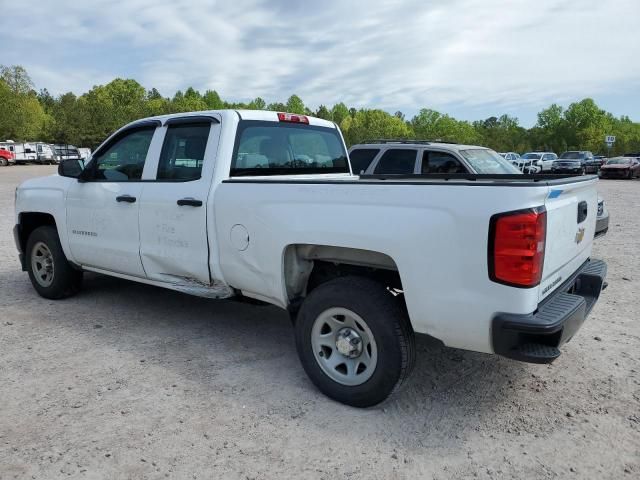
top-left (1, 165), bottom-right (639, 480)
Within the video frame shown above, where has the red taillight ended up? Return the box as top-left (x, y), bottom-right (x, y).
top-left (489, 208), bottom-right (546, 288)
top-left (277, 112), bottom-right (309, 124)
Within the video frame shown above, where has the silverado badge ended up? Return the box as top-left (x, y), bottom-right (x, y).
top-left (575, 227), bottom-right (585, 244)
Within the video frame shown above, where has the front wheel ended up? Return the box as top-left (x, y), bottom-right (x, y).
top-left (294, 276), bottom-right (415, 407)
top-left (26, 226), bottom-right (82, 299)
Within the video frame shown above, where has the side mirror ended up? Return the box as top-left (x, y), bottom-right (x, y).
top-left (58, 158), bottom-right (85, 179)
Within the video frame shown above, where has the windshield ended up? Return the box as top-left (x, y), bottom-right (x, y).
top-left (459, 149), bottom-right (521, 174)
top-left (606, 158), bottom-right (631, 165)
top-left (521, 153), bottom-right (541, 160)
top-left (560, 152), bottom-right (584, 159)
top-left (231, 121), bottom-right (349, 176)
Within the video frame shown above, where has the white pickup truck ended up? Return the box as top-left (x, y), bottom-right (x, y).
top-left (14, 110), bottom-right (607, 407)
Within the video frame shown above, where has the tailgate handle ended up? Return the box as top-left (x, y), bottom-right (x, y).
top-left (577, 201), bottom-right (588, 223)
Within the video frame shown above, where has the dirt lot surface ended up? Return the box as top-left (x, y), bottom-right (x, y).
top-left (1, 165), bottom-right (638, 479)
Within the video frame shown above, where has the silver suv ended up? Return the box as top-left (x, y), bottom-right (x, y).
top-left (348, 140), bottom-right (520, 175)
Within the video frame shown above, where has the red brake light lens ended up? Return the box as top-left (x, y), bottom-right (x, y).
top-left (277, 112), bottom-right (309, 124)
top-left (489, 208), bottom-right (546, 288)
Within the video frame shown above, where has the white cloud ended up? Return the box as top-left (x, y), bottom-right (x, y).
top-left (2, 0), bottom-right (639, 124)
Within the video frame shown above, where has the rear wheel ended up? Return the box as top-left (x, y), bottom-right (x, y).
top-left (26, 226), bottom-right (82, 299)
top-left (294, 276), bottom-right (415, 407)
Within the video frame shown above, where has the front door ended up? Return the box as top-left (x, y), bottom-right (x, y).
top-left (66, 125), bottom-right (158, 277)
top-left (138, 117), bottom-right (220, 285)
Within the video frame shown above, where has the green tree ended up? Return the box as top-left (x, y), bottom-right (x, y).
top-left (0, 65), bottom-right (46, 140)
top-left (285, 94), bottom-right (306, 114)
top-left (340, 109), bottom-right (412, 146)
top-left (203, 90), bottom-right (224, 109)
top-left (331, 103), bottom-right (349, 125)
top-left (315, 105), bottom-right (331, 120)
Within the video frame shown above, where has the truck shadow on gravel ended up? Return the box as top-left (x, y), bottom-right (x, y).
top-left (19, 272), bottom-right (528, 444)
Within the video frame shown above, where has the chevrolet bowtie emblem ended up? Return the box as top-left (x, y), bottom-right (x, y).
top-left (575, 227), bottom-right (585, 244)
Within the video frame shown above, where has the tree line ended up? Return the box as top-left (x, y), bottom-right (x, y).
top-left (1, 64), bottom-right (639, 155)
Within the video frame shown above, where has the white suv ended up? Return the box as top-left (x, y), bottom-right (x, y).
top-left (349, 140), bottom-right (520, 175)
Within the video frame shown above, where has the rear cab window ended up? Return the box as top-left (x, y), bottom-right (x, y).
top-left (231, 121), bottom-right (348, 176)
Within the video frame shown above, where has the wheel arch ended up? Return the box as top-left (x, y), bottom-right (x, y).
top-left (16, 211), bottom-right (78, 271)
top-left (282, 244), bottom-right (403, 307)
top-left (17, 212), bottom-right (57, 254)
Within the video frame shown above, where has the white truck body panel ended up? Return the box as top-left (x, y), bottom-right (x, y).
top-left (14, 110), bottom-right (602, 357)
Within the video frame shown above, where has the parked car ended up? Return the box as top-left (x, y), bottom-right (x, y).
top-left (53, 144), bottom-right (82, 163)
top-left (349, 140), bottom-right (521, 176)
top-left (507, 152), bottom-right (540, 173)
top-left (518, 152), bottom-right (557, 172)
top-left (584, 155), bottom-right (606, 174)
top-left (499, 152), bottom-right (520, 162)
top-left (552, 151), bottom-right (594, 174)
top-left (0, 146), bottom-right (16, 166)
top-left (599, 156), bottom-right (640, 179)
top-left (14, 110), bottom-right (607, 407)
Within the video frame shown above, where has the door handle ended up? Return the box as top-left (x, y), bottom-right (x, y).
top-left (177, 198), bottom-right (203, 207)
top-left (116, 195), bottom-right (137, 203)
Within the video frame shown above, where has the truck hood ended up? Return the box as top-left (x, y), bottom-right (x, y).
top-left (18, 173), bottom-right (72, 191)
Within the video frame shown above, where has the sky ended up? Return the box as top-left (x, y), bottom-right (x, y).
top-left (1, 0), bottom-right (639, 127)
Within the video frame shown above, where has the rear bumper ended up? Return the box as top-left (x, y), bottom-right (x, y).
top-left (595, 211), bottom-right (609, 239)
top-left (600, 170), bottom-right (629, 178)
top-left (492, 258), bottom-right (607, 364)
top-left (552, 167), bottom-right (582, 174)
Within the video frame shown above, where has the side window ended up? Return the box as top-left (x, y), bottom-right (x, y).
top-left (157, 123), bottom-right (211, 181)
top-left (349, 148), bottom-right (379, 174)
top-left (92, 127), bottom-right (155, 181)
top-left (422, 151), bottom-right (467, 173)
top-left (373, 149), bottom-right (417, 174)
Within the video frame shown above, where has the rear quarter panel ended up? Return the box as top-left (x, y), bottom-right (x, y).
top-left (214, 180), bottom-right (552, 353)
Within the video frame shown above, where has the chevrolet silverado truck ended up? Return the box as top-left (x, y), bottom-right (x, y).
top-left (14, 110), bottom-right (607, 407)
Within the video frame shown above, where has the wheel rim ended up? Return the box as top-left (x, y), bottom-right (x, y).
top-left (31, 241), bottom-right (55, 287)
top-left (311, 307), bottom-right (378, 386)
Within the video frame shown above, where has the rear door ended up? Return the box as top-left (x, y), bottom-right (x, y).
top-left (138, 115), bottom-right (221, 285)
top-left (540, 178), bottom-right (598, 300)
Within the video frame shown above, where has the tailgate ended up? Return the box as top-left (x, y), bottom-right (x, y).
top-left (539, 178), bottom-right (598, 301)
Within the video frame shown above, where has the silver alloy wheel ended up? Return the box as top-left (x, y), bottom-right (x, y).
top-left (31, 241), bottom-right (55, 287)
top-left (311, 307), bottom-right (378, 386)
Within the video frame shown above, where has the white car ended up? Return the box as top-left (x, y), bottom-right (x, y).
top-left (521, 152), bottom-right (558, 172)
top-left (14, 110), bottom-right (607, 407)
top-left (500, 152), bottom-right (521, 162)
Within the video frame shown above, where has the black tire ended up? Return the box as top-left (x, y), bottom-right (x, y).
top-left (0, 158), bottom-right (7, 167)
top-left (294, 276), bottom-right (415, 407)
top-left (26, 226), bottom-right (82, 299)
